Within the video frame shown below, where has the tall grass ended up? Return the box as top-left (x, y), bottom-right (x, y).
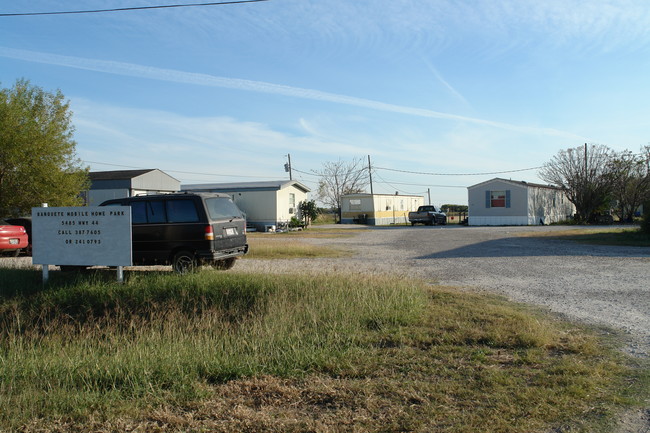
top-left (0, 268), bottom-right (647, 432)
top-left (0, 269), bottom-right (425, 428)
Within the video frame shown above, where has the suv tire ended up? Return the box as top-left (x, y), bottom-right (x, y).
top-left (172, 250), bottom-right (197, 274)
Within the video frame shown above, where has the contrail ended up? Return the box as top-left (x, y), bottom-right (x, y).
top-left (0, 46), bottom-right (585, 140)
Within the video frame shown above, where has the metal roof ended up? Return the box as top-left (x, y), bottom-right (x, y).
top-left (468, 177), bottom-right (561, 190)
top-left (89, 169), bottom-right (157, 181)
top-left (182, 180), bottom-right (311, 193)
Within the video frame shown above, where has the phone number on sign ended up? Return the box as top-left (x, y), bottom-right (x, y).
top-left (64, 239), bottom-right (102, 245)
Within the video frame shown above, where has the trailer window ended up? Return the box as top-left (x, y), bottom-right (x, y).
top-left (490, 191), bottom-right (506, 208)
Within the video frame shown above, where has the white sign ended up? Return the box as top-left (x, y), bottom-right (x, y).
top-left (32, 206), bottom-right (132, 266)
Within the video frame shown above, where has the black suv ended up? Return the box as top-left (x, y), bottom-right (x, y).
top-left (100, 192), bottom-right (248, 272)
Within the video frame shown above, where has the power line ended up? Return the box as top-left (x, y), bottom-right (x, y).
top-left (373, 179), bottom-right (468, 188)
top-left (374, 165), bottom-right (542, 176)
top-left (291, 167), bottom-right (321, 178)
top-left (371, 171), bottom-right (426, 196)
top-left (0, 0), bottom-right (269, 17)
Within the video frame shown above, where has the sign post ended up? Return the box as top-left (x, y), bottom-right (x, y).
top-left (32, 206), bottom-right (132, 284)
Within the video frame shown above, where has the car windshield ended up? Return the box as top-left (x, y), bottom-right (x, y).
top-left (205, 197), bottom-right (243, 220)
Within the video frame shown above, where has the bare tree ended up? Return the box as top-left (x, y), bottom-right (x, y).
top-left (539, 144), bottom-right (614, 223)
top-left (315, 157), bottom-right (369, 221)
top-left (608, 146), bottom-right (650, 222)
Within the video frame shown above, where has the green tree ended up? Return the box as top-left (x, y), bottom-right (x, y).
top-left (298, 199), bottom-right (318, 226)
top-left (0, 79), bottom-right (89, 217)
top-left (608, 146), bottom-right (650, 222)
top-left (441, 204), bottom-right (468, 213)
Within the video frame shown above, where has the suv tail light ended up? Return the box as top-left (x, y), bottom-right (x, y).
top-left (204, 225), bottom-right (214, 240)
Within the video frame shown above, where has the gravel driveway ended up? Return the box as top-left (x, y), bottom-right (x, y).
top-left (242, 224), bottom-right (650, 359)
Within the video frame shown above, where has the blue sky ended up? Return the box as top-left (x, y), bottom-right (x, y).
top-left (2, 0), bottom-right (650, 206)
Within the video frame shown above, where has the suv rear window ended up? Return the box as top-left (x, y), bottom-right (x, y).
top-left (166, 199), bottom-right (199, 223)
top-left (205, 197), bottom-right (243, 220)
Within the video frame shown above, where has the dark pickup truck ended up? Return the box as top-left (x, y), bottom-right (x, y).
top-left (408, 205), bottom-right (447, 226)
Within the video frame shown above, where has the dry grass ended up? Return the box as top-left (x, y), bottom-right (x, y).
top-left (244, 235), bottom-right (352, 259)
top-left (519, 227), bottom-right (650, 247)
top-left (2, 268), bottom-right (647, 433)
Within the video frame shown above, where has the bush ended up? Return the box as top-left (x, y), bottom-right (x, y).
top-left (641, 211), bottom-right (650, 235)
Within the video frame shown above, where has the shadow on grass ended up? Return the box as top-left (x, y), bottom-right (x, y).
top-left (0, 268), bottom-right (270, 331)
top-left (0, 267), bottom-right (168, 300)
top-left (543, 230), bottom-right (650, 247)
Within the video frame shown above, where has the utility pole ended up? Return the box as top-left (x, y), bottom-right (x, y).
top-left (368, 155), bottom-right (374, 195)
top-left (427, 188), bottom-right (431, 205)
top-left (285, 154), bottom-right (292, 180)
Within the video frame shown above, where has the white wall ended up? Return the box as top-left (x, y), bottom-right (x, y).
top-left (230, 190), bottom-right (277, 221)
top-left (277, 187), bottom-right (308, 222)
top-left (87, 189), bottom-right (130, 206)
top-left (527, 187), bottom-right (575, 224)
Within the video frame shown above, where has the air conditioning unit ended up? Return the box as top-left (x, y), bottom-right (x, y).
top-left (289, 207), bottom-right (294, 214)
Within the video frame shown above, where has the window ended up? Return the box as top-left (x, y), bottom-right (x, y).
top-left (349, 199), bottom-right (361, 210)
top-left (147, 201), bottom-right (166, 223)
top-left (485, 190), bottom-right (511, 208)
top-left (166, 200), bottom-right (199, 223)
top-left (491, 191), bottom-right (506, 207)
top-left (289, 193), bottom-right (295, 207)
top-left (131, 202), bottom-right (147, 224)
top-left (130, 200), bottom-right (166, 224)
top-left (205, 197), bottom-right (243, 220)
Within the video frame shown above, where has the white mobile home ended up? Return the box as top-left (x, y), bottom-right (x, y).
top-left (341, 194), bottom-right (425, 225)
top-left (182, 181), bottom-right (310, 231)
top-left (467, 178), bottom-right (575, 226)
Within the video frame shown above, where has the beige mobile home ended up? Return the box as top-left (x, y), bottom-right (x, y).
top-left (467, 178), bottom-right (575, 226)
top-left (182, 181), bottom-right (310, 231)
top-left (341, 193), bottom-right (425, 225)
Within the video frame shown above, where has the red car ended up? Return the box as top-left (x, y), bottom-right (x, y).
top-left (0, 220), bottom-right (29, 257)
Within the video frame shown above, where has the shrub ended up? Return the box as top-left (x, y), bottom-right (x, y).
top-left (641, 211), bottom-right (650, 235)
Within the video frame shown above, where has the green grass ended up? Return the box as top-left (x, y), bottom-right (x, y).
top-left (0, 269), bottom-right (647, 432)
top-left (312, 213), bottom-right (337, 225)
top-left (521, 227), bottom-right (650, 247)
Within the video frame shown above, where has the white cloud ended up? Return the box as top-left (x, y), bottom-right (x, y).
top-left (0, 46), bottom-right (588, 141)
